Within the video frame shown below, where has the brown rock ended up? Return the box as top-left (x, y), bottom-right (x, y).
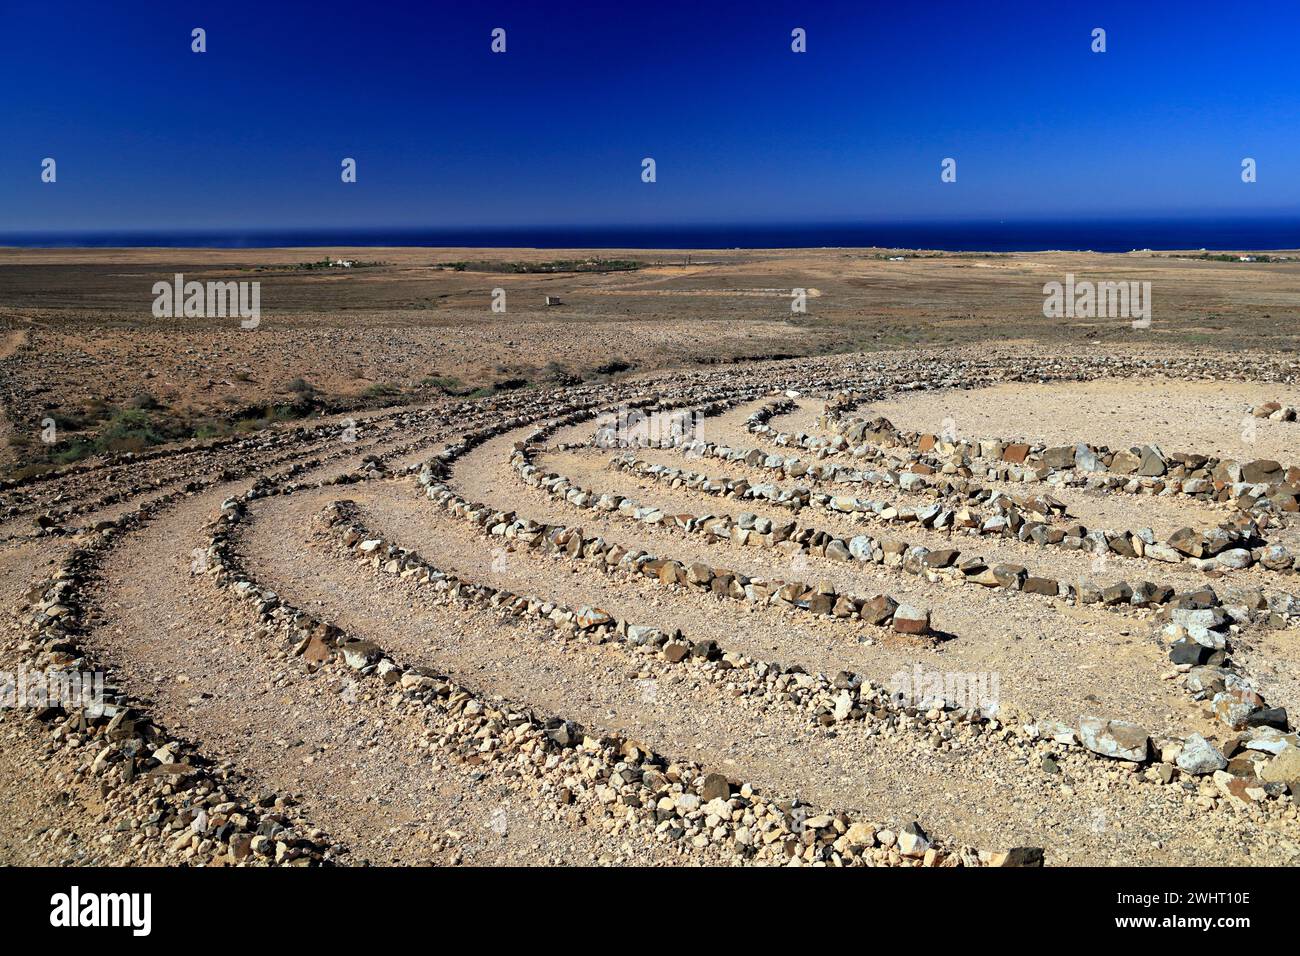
top-left (892, 604), bottom-right (930, 635)
top-left (700, 773), bottom-right (732, 802)
top-left (861, 594), bottom-right (899, 625)
top-left (986, 847), bottom-right (1044, 867)
top-left (1242, 459), bottom-right (1283, 484)
top-left (662, 642), bottom-right (690, 663)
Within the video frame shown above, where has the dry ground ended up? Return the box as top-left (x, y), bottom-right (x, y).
top-left (2, 246), bottom-right (1298, 472)
top-left (1, 248), bottom-right (1299, 867)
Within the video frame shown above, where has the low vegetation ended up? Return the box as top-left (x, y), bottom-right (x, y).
top-left (7, 390), bottom-right (324, 478)
top-left (1154, 253), bottom-right (1296, 263)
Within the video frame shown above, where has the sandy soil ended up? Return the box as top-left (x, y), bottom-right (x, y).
top-left (869, 379), bottom-right (1300, 465)
top-left (2, 251), bottom-right (1299, 868)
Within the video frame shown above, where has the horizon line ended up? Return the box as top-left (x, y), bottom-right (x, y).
top-left (5, 211), bottom-right (1300, 238)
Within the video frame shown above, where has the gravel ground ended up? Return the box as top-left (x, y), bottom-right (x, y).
top-left (867, 379), bottom-right (1300, 465)
top-left (222, 479), bottom-right (1300, 865)
top-left (3, 350), bottom-right (1299, 867)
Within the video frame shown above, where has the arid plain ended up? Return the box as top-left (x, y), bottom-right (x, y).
top-left (1, 247), bottom-right (1299, 867)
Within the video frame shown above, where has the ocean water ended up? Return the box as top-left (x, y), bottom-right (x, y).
top-left (2, 219), bottom-right (1299, 252)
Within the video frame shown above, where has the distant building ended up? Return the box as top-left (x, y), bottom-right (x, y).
top-left (545, 295), bottom-right (561, 306)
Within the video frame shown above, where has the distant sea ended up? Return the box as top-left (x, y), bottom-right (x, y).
top-left (3, 218), bottom-right (1299, 252)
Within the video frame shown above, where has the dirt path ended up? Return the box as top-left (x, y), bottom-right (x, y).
top-left (78, 467), bottom-right (706, 864)
top-left (4, 350), bottom-right (1299, 868)
top-left (226, 477), bottom-right (1300, 864)
top-left (452, 421), bottom-right (1215, 733)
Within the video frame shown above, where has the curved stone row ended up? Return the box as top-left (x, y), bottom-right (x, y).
top-left (2, 404), bottom-right (414, 524)
top-left (677, 434), bottom-right (1071, 520)
top-left (0, 369), bottom-right (616, 505)
top-left (203, 487), bottom-right (1015, 866)
top-left (729, 400), bottom-right (1107, 519)
top-left (448, 420), bottom-right (1300, 808)
top-left (427, 460), bottom-right (930, 636)
top-left (497, 429), bottom-right (934, 637)
top-left (321, 497), bottom-right (1300, 812)
top-left (530, 414), bottom-right (1300, 776)
top-left (13, 481), bottom-right (339, 866)
top-left (0, 418), bottom-right (289, 493)
top-left (412, 391), bottom-right (932, 651)
top-left (735, 396), bottom-right (1300, 579)
top-left (681, 428), bottom-right (1296, 576)
top-left (322, 500), bottom-right (943, 726)
top-left (607, 451), bottom-right (1300, 626)
top-left (13, 402), bottom-right (457, 539)
top-left (752, 395), bottom-right (1297, 541)
top-left (822, 352), bottom-right (1300, 416)
top-left (814, 404), bottom-right (1300, 525)
top-left (524, 417), bottom-right (1249, 631)
top-left (763, 404), bottom-right (1300, 747)
top-left (596, 449), bottom-right (1295, 736)
top-left (562, 391), bottom-right (770, 459)
top-left (0, 394), bottom-right (494, 865)
top-left (410, 384), bottom-right (761, 483)
top-left (3, 376), bottom-right (683, 533)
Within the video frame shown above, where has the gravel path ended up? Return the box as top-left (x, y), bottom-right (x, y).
top-left (5, 351), bottom-right (1299, 867)
top-left (228, 477), bottom-right (1299, 864)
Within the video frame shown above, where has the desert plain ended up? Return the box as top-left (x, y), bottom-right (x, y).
top-left (1, 246), bottom-right (1299, 867)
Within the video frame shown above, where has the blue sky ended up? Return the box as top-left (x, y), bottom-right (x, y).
top-left (2, 0), bottom-right (1298, 232)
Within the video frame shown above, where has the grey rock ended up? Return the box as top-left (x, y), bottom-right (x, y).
top-left (1078, 716), bottom-right (1150, 762)
top-left (1175, 734), bottom-right (1227, 775)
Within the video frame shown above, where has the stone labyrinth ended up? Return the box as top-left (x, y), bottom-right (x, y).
top-left (6, 350), bottom-right (1300, 866)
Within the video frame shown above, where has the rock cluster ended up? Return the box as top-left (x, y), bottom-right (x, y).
top-left (17, 522), bottom-right (337, 866)
top-left (10, 347), bottom-right (1300, 867)
top-left (508, 431), bottom-right (932, 638)
top-left (665, 398), bottom-right (1300, 583)
top-left (609, 451), bottom-right (1295, 624)
top-left (414, 418), bottom-right (1300, 812)
top-left (325, 502), bottom-right (939, 726)
top-left (1252, 402), bottom-right (1298, 422)
top-left (813, 402), bottom-right (1300, 522)
top-left (202, 490), bottom-right (1022, 866)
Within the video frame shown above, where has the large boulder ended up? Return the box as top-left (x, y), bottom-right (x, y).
top-left (1137, 445), bottom-right (1168, 477)
top-left (1260, 545), bottom-right (1294, 571)
top-left (1168, 527), bottom-right (1203, 558)
top-left (861, 594), bottom-right (898, 625)
top-left (1259, 748), bottom-right (1300, 785)
top-left (1041, 446), bottom-right (1076, 469)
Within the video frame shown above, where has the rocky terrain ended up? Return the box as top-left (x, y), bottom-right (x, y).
top-left (2, 249), bottom-right (1300, 868)
top-left (4, 245), bottom-right (1299, 474)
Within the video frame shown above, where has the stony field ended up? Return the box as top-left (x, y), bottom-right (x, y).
top-left (1, 249), bottom-right (1299, 867)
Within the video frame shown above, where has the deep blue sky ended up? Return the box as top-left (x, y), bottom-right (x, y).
top-left (2, 0), bottom-right (1298, 233)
